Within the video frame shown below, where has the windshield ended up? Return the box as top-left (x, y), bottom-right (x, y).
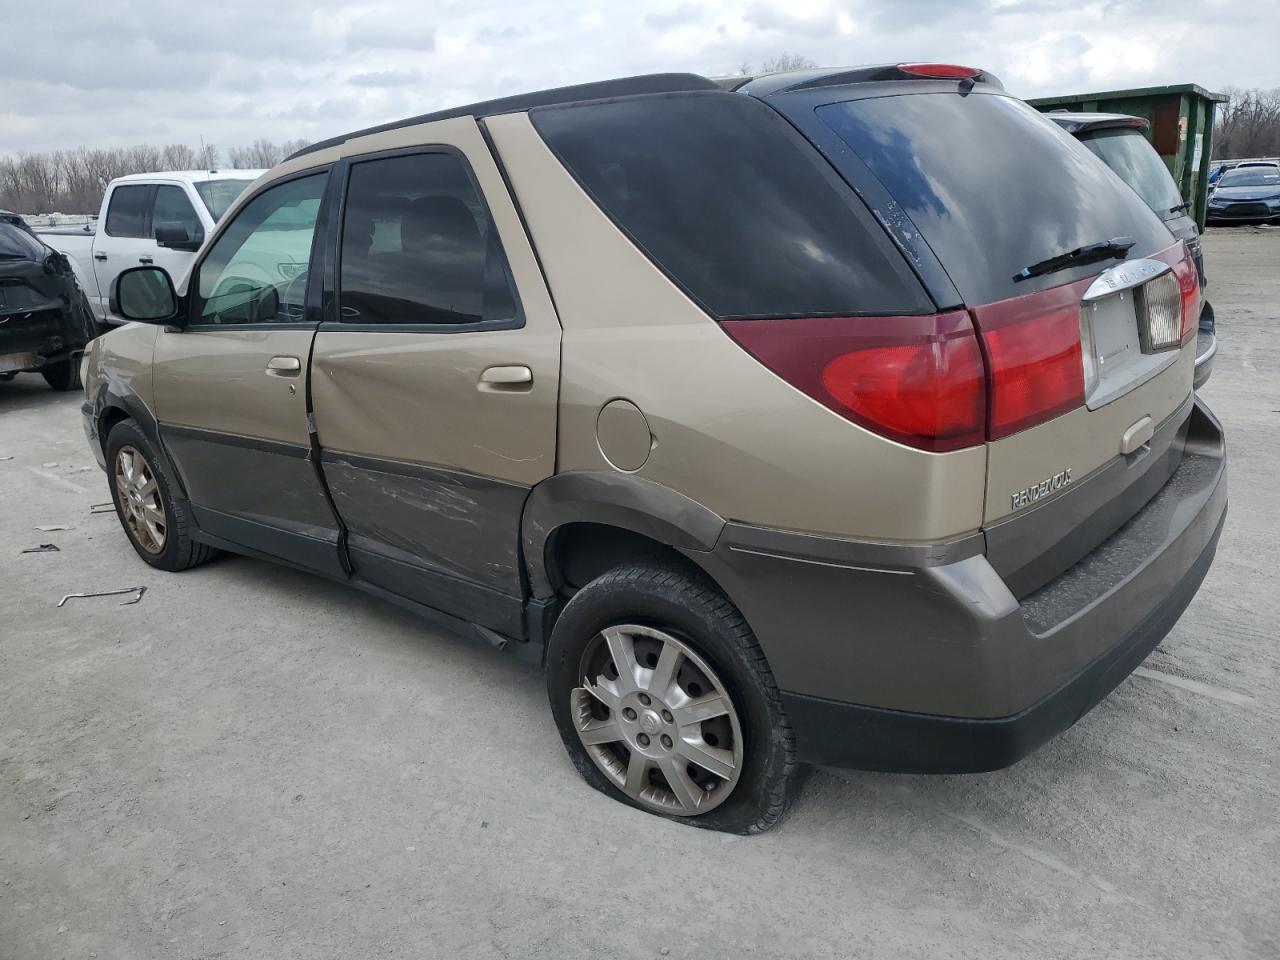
top-left (194, 178), bottom-right (254, 221)
top-left (1219, 168), bottom-right (1280, 188)
top-left (815, 92), bottom-right (1172, 305)
top-left (0, 221), bottom-right (46, 260)
top-left (1080, 129), bottom-right (1185, 215)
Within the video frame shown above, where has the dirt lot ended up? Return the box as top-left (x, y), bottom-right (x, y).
top-left (1, 228), bottom-right (1277, 959)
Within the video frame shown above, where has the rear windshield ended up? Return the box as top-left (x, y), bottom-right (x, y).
top-left (0, 221), bottom-right (45, 261)
top-left (195, 178), bottom-right (254, 221)
top-left (816, 93), bottom-right (1173, 305)
top-left (1079, 129), bottom-right (1185, 218)
top-left (531, 93), bottom-right (932, 319)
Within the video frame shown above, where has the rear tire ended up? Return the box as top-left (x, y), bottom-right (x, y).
top-left (545, 561), bottom-right (798, 834)
top-left (41, 357), bottom-right (81, 392)
top-left (104, 419), bottom-right (218, 571)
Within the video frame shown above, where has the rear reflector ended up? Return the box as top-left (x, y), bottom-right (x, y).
top-left (897, 63), bottom-right (982, 79)
top-left (969, 286), bottom-right (1085, 441)
top-left (1173, 252), bottom-right (1201, 345)
top-left (720, 311), bottom-right (986, 452)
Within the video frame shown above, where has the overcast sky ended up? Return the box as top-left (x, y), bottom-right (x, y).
top-left (1, 0), bottom-right (1270, 155)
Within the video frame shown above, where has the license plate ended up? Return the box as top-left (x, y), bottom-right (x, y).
top-left (0, 351), bottom-right (38, 373)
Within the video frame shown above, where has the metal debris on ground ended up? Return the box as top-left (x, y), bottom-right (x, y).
top-left (57, 586), bottom-right (146, 608)
top-left (21, 544), bottom-right (60, 553)
top-left (34, 525), bottom-right (69, 531)
top-left (88, 502), bottom-right (114, 514)
top-left (0, 455), bottom-right (13, 461)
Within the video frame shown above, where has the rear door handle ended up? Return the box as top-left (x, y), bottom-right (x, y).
top-left (478, 365), bottom-right (533, 390)
top-left (265, 355), bottom-right (302, 377)
top-left (94, 253), bottom-right (108, 261)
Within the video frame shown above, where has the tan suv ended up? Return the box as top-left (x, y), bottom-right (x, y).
top-left (82, 65), bottom-right (1227, 833)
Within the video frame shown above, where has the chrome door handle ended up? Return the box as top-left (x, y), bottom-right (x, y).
top-left (265, 355), bottom-right (302, 377)
top-left (479, 365), bottom-right (532, 386)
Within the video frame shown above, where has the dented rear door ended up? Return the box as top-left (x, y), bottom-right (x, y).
top-left (309, 117), bottom-right (560, 635)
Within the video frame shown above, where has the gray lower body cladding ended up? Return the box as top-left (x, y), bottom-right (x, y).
top-left (693, 397), bottom-right (1227, 773)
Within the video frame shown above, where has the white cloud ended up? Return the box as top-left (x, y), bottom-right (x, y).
top-left (0, 0), bottom-right (1274, 154)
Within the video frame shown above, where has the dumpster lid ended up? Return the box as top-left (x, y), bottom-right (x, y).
top-left (1030, 82), bottom-right (1228, 106)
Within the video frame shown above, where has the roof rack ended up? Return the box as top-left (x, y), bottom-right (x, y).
top-left (288, 72), bottom-right (720, 161)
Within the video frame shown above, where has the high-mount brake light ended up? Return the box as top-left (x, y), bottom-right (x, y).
top-left (897, 63), bottom-right (982, 80)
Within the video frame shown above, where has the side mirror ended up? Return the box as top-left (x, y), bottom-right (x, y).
top-left (154, 220), bottom-right (204, 252)
top-left (112, 266), bottom-right (180, 324)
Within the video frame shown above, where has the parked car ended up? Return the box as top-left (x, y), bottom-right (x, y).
top-left (1207, 165), bottom-right (1280, 225)
top-left (40, 170), bottom-right (264, 326)
top-left (0, 210), bottom-right (98, 390)
top-left (1049, 112), bottom-right (1216, 388)
top-left (82, 65), bottom-right (1226, 833)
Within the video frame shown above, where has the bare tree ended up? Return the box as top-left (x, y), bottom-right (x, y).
top-left (739, 53), bottom-right (817, 75)
top-left (1213, 87), bottom-right (1280, 159)
top-left (196, 141), bottom-right (220, 169)
top-left (0, 138), bottom-right (309, 212)
top-left (161, 143), bottom-right (198, 170)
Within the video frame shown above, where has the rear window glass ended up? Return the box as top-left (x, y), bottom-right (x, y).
top-left (0, 221), bottom-right (45, 260)
top-left (816, 93), bottom-right (1173, 305)
top-left (1079, 129), bottom-right (1184, 217)
top-left (531, 93), bottom-right (931, 319)
top-left (195, 179), bottom-right (254, 221)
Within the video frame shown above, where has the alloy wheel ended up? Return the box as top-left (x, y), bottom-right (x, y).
top-left (114, 445), bottom-right (166, 554)
top-left (571, 624), bottom-right (744, 816)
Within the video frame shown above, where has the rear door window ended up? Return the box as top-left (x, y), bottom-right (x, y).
top-left (0, 221), bottom-right (45, 261)
top-left (338, 151), bottom-right (517, 326)
top-left (104, 185), bottom-right (154, 238)
top-left (816, 93), bottom-right (1174, 305)
top-left (531, 92), bottom-right (932, 319)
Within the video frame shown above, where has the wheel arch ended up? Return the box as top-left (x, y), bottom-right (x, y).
top-left (522, 471), bottom-right (726, 599)
top-left (91, 385), bottom-right (189, 499)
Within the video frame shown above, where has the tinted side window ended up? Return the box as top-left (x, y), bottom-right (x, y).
top-left (104, 185), bottom-right (153, 238)
top-left (0, 221), bottom-right (45, 260)
top-left (152, 185), bottom-right (202, 238)
top-left (530, 92), bottom-right (931, 319)
top-left (339, 152), bottom-right (517, 326)
top-left (194, 173), bottom-right (326, 325)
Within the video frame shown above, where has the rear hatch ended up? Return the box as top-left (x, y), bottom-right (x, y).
top-left (776, 80), bottom-right (1200, 595)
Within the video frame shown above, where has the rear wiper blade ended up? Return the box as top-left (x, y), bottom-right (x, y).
top-left (1012, 237), bottom-right (1135, 283)
top-left (1170, 201), bottom-right (1191, 214)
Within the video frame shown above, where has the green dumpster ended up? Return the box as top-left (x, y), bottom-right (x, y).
top-left (1029, 83), bottom-right (1228, 231)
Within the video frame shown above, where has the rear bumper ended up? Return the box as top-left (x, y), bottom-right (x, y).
top-left (697, 397), bottom-right (1227, 773)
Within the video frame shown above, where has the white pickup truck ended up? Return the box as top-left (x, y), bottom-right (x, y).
top-left (39, 169), bottom-right (263, 325)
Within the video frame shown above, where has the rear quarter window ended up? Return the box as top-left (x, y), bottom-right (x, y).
top-left (530, 92), bottom-right (932, 319)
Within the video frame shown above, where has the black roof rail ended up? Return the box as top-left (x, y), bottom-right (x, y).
top-left (287, 72), bottom-right (721, 161)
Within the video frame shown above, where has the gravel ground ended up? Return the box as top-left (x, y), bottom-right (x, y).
top-left (1, 227), bottom-right (1277, 959)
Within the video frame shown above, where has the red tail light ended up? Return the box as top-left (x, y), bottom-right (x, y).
top-left (720, 311), bottom-right (986, 452)
top-left (969, 285), bottom-right (1085, 441)
top-left (897, 63), bottom-right (981, 79)
top-left (1173, 252), bottom-right (1200, 345)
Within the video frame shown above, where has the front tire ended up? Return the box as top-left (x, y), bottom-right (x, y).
top-left (41, 356), bottom-right (81, 392)
top-left (545, 562), bottom-right (798, 834)
top-left (104, 420), bottom-right (218, 571)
